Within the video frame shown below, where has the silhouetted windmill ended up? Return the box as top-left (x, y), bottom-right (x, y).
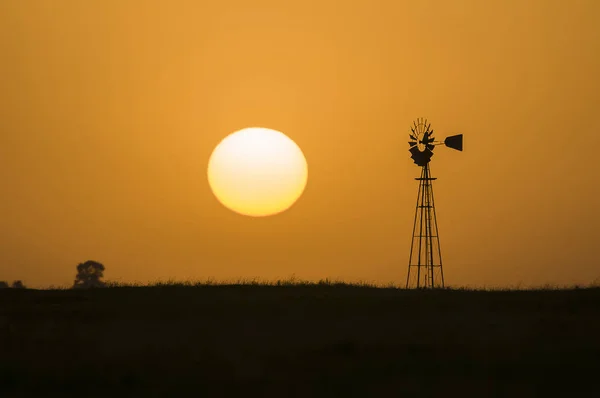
top-left (407, 118), bottom-right (463, 289)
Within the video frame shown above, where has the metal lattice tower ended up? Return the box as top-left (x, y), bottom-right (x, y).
top-left (406, 118), bottom-right (463, 289)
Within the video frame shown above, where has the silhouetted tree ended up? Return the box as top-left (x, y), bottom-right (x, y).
top-left (73, 260), bottom-right (106, 289)
top-left (11, 280), bottom-right (25, 289)
top-left (0, 281), bottom-right (8, 289)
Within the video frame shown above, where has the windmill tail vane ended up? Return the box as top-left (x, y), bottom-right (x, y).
top-left (406, 118), bottom-right (463, 289)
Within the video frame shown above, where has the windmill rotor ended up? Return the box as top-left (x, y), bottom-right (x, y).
top-left (407, 118), bottom-right (437, 166)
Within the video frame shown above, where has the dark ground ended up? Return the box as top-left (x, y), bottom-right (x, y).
top-left (1, 284), bottom-right (599, 397)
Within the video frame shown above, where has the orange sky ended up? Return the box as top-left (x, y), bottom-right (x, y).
top-left (1, 0), bottom-right (599, 288)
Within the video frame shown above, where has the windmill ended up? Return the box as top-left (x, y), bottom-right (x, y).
top-left (407, 118), bottom-right (463, 289)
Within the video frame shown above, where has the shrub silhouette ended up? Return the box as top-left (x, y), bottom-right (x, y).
top-left (11, 280), bottom-right (25, 289)
top-left (73, 260), bottom-right (106, 289)
top-left (0, 281), bottom-right (8, 289)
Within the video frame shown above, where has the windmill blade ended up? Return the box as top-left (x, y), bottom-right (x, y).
top-left (409, 146), bottom-right (424, 165)
top-left (444, 134), bottom-right (463, 151)
top-left (411, 153), bottom-right (426, 166)
top-left (409, 141), bottom-right (417, 147)
top-left (422, 131), bottom-right (434, 145)
top-left (410, 134), bottom-right (417, 140)
top-left (409, 146), bottom-right (421, 157)
top-left (426, 144), bottom-right (434, 151)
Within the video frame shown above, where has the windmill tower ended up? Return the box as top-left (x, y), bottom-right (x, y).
top-left (407, 118), bottom-right (463, 289)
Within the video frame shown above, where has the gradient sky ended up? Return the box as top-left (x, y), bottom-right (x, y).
top-left (1, 0), bottom-right (599, 288)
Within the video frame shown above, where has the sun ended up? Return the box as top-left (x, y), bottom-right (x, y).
top-left (207, 127), bottom-right (308, 217)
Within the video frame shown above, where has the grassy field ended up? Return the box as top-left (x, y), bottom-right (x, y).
top-left (1, 281), bottom-right (599, 397)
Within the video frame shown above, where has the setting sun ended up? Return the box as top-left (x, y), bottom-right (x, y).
top-left (207, 127), bottom-right (308, 217)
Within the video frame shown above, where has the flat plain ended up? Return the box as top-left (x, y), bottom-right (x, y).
top-left (1, 283), bottom-right (599, 396)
